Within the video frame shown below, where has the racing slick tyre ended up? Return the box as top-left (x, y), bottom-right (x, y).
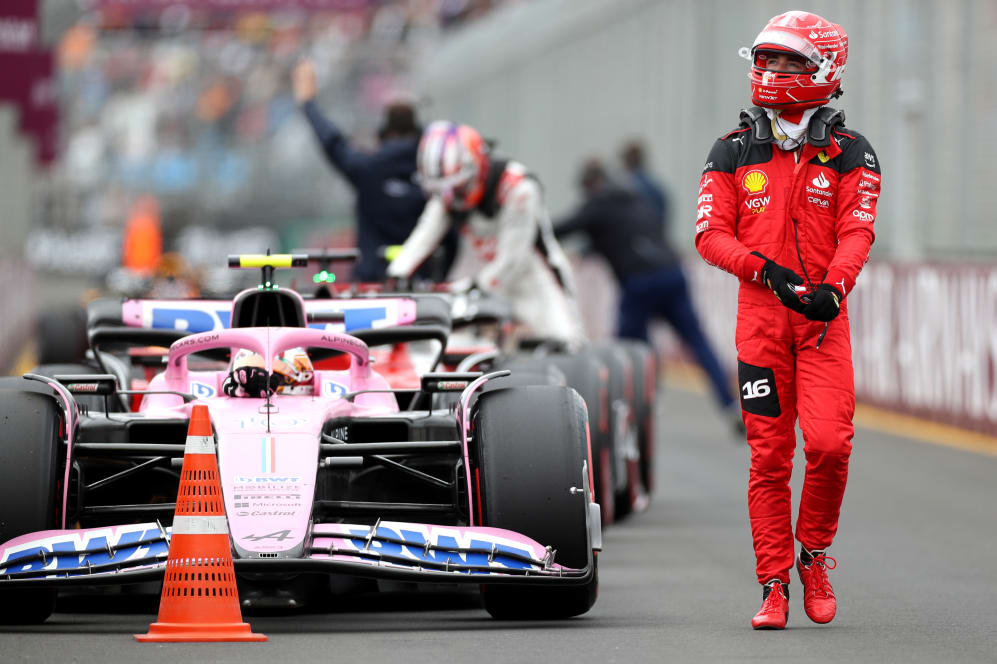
top-left (0, 378), bottom-right (63, 624)
top-left (473, 386), bottom-right (597, 619)
top-left (36, 307), bottom-right (88, 365)
top-left (588, 344), bottom-right (644, 520)
top-left (615, 340), bottom-right (658, 494)
top-left (541, 354), bottom-right (614, 526)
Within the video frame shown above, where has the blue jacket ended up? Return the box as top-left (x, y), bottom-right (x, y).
top-left (627, 169), bottom-right (668, 228)
top-left (303, 101), bottom-right (457, 281)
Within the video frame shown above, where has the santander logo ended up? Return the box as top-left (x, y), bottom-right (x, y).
top-left (812, 172), bottom-right (830, 188)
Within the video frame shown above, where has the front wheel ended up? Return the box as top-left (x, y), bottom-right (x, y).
top-left (472, 385), bottom-right (597, 619)
top-left (0, 378), bottom-right (63, 624)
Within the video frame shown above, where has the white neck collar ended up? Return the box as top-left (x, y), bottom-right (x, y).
top-left (765, 108), bottom-right (818, 151)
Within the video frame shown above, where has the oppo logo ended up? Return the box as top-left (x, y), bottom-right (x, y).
top-left (742, 379), bottom-right (771, 399)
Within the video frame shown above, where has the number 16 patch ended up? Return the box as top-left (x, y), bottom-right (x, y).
top-left (737, 360), bottom-right (780, 417)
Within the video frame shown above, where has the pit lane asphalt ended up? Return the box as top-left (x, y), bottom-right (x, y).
top-left (1, 381), bottom-right (995, 663)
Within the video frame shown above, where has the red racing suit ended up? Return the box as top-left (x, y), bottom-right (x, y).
top-left (695, 107), bottom-right (881, 584)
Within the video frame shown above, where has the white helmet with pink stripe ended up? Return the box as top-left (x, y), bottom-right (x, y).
top-left (416, 121), bottom-right (490, 212)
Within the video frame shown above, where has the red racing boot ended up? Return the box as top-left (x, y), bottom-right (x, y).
top-left (751, 579), bottom-right (789, 630)
top-left (797, 548), bottom-right (837, 624)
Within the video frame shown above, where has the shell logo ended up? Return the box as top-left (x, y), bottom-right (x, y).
top-left (742, 170), bottom-right (768, 194)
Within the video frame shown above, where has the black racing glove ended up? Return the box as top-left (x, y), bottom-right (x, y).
top-left (801, 284), bottom-right (842, 322)
top-left (751, 252), bottom-right (805, 313)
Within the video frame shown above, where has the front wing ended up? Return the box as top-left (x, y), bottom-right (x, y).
top-left (0, 521), bottom-right (594, 589)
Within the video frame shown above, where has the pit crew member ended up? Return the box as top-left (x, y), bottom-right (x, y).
top-left (387, 121), bottom-right (586, 347)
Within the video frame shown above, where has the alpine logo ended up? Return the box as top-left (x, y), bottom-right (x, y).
top-left (812, 172), bottom-right (830, 188)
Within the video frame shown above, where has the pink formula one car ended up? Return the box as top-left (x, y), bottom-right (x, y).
top-left (0, 255), bottom-right (600, 623)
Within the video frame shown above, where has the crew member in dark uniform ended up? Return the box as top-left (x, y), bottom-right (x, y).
top-left (556, 159), bottom-right (740, 430)
top-left (293, 59), bottom-right (457, 281)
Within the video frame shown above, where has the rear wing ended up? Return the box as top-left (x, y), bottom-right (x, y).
top-left (88, 295), bottom-right (450, 335)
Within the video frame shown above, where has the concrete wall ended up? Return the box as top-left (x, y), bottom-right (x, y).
top-left (416, 0), bottom-right (997, 261)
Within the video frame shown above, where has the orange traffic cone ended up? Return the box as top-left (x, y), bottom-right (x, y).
top-left (135, 405), bottom-right (266, 642)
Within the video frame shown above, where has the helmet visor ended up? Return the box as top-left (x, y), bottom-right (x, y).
top-left (753, 48), bottom-right (818, 73)
top-left (752, 29), bottom-right (824, 68)
top-left (415, 169), bottom-right (474, 196)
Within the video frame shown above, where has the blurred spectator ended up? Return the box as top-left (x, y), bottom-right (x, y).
top-left (293, 58), bottom-right (457, 281)
top-left (43, 2), bottom-right (511, 271)
top-left (556, 158), bottom-right (742, 434)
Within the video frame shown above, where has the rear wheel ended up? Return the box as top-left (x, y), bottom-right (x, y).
top-left (473, 386), bottom-right (597, 619)
top-left (541, 354), bottom-right (613, 525)
top-left (615, 340), bottom-right (658, 494)
top-left (0, 378), bottom-right (64, 624)
top-left (36, 308), bottom-right (88, 365)
top-left (588, 344), bottom-right (644, 519)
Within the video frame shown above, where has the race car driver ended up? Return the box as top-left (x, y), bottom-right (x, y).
top-left (694, 11), bottom-right (881, 629)
top-left (386, 121), bottom-right (586, 348)
top-left (223, 348), bottom-right (315, 397)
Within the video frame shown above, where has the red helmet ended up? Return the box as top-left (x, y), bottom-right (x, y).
top-left (748, 11), bottom-right (848, 111)
top-left (417, 121), bottom-right (490, 213)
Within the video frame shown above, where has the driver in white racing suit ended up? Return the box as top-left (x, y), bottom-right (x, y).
top-left (386, 121), bottom-right (586, 348)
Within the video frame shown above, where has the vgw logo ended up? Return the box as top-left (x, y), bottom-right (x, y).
top-left (744, 196), bottom-right (770, 210)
